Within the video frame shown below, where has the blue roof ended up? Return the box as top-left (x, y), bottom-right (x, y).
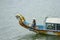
top-left (23, 21), bottom-right (29, 25)
top-left (36, 25), bottom-right (44, 30)
top-left (23, 21), bottom-right (45, 30)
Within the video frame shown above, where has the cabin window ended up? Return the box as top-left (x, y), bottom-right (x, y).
top-left (57, 24), bottom-right (60, 30)
top-left (46, 23), bottom-right (55, 30)
top-left (46, 23), bottom-right (60, 30)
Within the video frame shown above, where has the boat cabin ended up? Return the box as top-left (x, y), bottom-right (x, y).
top-left (45, 18), bottom-right (60, 30)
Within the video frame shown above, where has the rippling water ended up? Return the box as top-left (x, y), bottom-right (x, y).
top-left (0, 0), bottom-right (60, 40)
top-left (17, 33), bottom-right (60, 40)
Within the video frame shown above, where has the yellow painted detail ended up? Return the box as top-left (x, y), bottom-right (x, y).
top-left (55, 32), bottom-right (60, 35)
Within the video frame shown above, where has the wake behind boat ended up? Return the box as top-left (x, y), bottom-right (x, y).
top-left (16, 14), bottom-right (60, 35)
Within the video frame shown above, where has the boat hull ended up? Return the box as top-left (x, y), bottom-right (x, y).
top-left (16, 14), bottom-right (60, 36)
top-left (33, 30), bottom-right (60, 36)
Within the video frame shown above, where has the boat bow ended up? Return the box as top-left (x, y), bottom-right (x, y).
top-left (16, 14), bottom-right (30, 29)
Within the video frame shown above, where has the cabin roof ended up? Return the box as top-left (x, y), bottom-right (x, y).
top-left (46, 18), bottom-right (60, 24)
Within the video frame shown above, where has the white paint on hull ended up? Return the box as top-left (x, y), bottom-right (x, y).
top-left (47, 31), bottom-right (57, 35)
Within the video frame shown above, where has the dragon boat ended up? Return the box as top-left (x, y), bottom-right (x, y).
top-left (16, 14), bottom-right (60, 35)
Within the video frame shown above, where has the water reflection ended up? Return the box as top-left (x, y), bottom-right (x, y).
top-left (46, 35), bottom-right (60, 40)
top-left (18, 33), bottom-right (60, 40)
top-left (18, 33), bottom-right (46, 40)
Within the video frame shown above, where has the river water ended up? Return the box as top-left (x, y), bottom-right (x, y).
top-left (0, 0), bottom-right (60, 40)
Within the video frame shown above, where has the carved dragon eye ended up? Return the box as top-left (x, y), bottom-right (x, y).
top-left (16, 14), bottom-right (20, 18)
top-left (16, 15), bottom-right (20, 18)
top-left (16, 15), bottom-right (20, 21)
top-left (16, 16), bottom-right (18, 18)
